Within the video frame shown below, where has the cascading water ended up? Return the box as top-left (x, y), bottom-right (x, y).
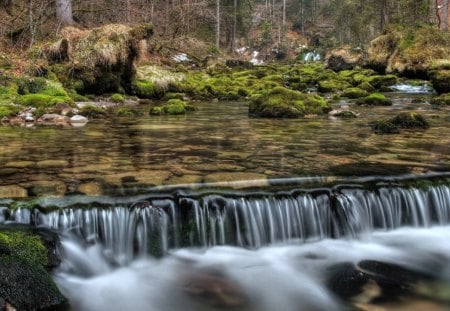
top-left (2, 176), bottom-right (450, 310)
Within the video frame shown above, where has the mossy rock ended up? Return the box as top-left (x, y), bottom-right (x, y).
top-left (390, 112), bottom-right (430, 129)
top-left (430, 93), bottom-right (450, 106)
top-left (371, 120), bottom-right (400, 134)
top-left (0, 226), bottom-right (66, 310)
top-left (110, 93), bottom-right (125, 103)
top-left (249, 87), bottom-right (330, 118)
top-left (356, 93), bottom-right (392, 106)
top-left (365, 74), bottom-right (398, 89)
top-left (149, 99), bottom-right (196, 115)
top-left (342, 87), bottom-right (368, 99)
top-left (318, 79), bottom-right (352, 93)
top-left (357, 81), bottom-right (376, 92)
top-left (16, 94), bottom-right (74, 108)
top-left (429, 70), bottom-right (450, 94)
top-left (132, 79), bottom-right (164, 99)
top-left (79, 105), bottom-right (107, 118)
top-left (162, 92), bottom-right (185, 101)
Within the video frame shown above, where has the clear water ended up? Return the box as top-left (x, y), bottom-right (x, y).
top-left (0, 92), bottom-right (449, 197)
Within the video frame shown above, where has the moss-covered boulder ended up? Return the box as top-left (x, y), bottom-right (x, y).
top-left (0, 225), bottom-right (67, 310)
top-left (428, 69), bottom-right (450, 94)
top-left (45, 23), bottom-right (153, 94)
top-left (371, 112), bottom-right (429, 134)
top-left (249, 87), bottom-right (330, 118)
top-left (430, 93), bottom-right (450, 106)
top-left (149, 99), bottom-right (196, 115)
top-left (390, 112), bottom-right (430, 129)
top-left (365, 25), bottom-right (450, 78)
top-left (356, 93), bottom-right (392, 106)
top-left (342, 87), bottom-right (368, 99)
top-left (318, 79), bottom-right (352, 93)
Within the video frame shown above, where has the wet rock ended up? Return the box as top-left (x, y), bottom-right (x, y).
top-left (29, 180), bottom-right (67, 196)
top-left (0, 186), bottom-right (28, 199)
top-left (166, 175), bottom-right (203, 185)
top-left (70, 114), bottom-right (88, 125)
top-left (77, 182), bottom-right (102, 196)
top-left (180, 268), bottom-right (248, 308)
top-left (329, 110), bottom-right (359, 118)
top-left (390, 112), bottom-right (430, 129)
top-left (36, 160), bottom-right (69, 169)
top-left (103, 170), bottom-right (172, 186)
top-left (371, 120), bottom-right (400, 134)
top-left (4, 161), bottom-right (34, 169)
top-left (204, 172), bottom-right (268, 188)
top-left (36, 114), bottom-right (69, 126)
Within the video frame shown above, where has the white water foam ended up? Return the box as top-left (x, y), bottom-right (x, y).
top-left (54, 226), bottom-right (450, 311)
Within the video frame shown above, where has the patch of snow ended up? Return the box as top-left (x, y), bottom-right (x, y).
top-left (172, 53), bottom-right (190, 63)
top-left (250, 51), bottom-right (263, 65)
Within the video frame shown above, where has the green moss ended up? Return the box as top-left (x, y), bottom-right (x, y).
top-left (249, 86), bottom-right (330, 118)
top-left (342, 87), bottom-right (368, 99)
top-left (0, 230), bottom-right (47, 267)
top-left (390, 112), bottom-right (430, 129)
top-left (132, 79), bottom-right (163, 98)
top-left (16, 94), bottom-right (73, 108)
top-left (356, 92), bottom-right (392, 106)
top-left (110, 93), bottom-right (125, 103)
top-left (318, 79), bottom-right (352, 92)
top-left (114, 107), bottom-right (134, 117)
top-left (79, 105), bottom-right (107, 118)
top-left (162, 92), bottom-right (185, 101)
top-left (366, 74), bottom-right (398, 88)
top-left (430, 93), bottom-right (450, 106)
top-left (357, 82), bottom-right (376, 92)
top-left (16, 77), bottom-right (47, 95)
top-left (149, 106), bottom-right (164, 115)
top-left (0, 105), bottom-right (21, 118)
top-left (165, 99), bottom-right (187, 115)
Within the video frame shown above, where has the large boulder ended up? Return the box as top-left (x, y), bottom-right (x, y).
top-left (0, 225), bottom-right (67, 310)
top-left (326, 46), bottom-right (363, 72)
top-left (45, 24), bottom-right (153, 94)
top-left (365, 25), bottom-right (450, 79)
top-left (249, 87), bottom-right (330, 118)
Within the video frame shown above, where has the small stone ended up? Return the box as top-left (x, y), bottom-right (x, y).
top-left (329, 110), bottom-right (359, 118)
top-left (70, 115), bottom-right (88, 124)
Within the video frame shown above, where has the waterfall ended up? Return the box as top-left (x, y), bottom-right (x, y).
top-left (4, 182), bottom-right (450, 264)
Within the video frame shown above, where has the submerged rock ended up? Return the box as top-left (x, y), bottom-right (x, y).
top-left (36, 114), bottom-right (69, 126)
top-left (329, 109), bottom-right (359, 118)
top-left (371, 112), bottom-right (430, 134)
top-left (430, 93), bottom-right (450, 106)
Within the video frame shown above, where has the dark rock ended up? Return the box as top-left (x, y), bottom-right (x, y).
top-left (390, 112), bottom-right (430, 129)
top-left (430, 93), bottom-right (450, 106)
top-left (326, 262), bottom-right (370, 299)
top-left (225, 59), bottom-right (253, 69)
top-left (371, 120), bottom-right (400, 134)
top-left (326, 47), bottom-right (363, 72)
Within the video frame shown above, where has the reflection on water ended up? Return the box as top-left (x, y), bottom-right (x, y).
top-left (0, 92), bottom-right (449, 197)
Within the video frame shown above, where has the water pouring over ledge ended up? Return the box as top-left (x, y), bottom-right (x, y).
top-left (2, 174), bottom-right (450, 310)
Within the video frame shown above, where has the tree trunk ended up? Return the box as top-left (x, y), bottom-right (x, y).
top-left (56, 0), bottom-right (74, 26)
top-left (231, 0), bottom-right (237, 52)
top-left (380, 0), bottom-right (389, 30)
top-left (216, 0), bottom-right (220, 49)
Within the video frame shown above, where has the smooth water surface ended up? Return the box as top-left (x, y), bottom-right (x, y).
top-left (0, 91), bottom-right (449, 196)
